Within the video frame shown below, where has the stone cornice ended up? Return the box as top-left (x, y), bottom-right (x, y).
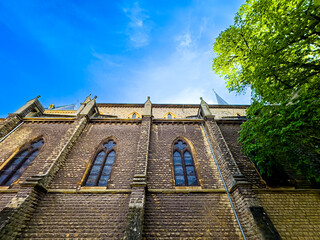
top-left (153, 119), bottom-right (204, 124)
top-left (97, 103), bottom-right (250, 109)
top-left (23, 118), bottom-right (75, 123)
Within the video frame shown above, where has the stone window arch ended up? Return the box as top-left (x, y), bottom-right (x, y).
top-left (163, 112), bottom-right (177, 119)
top-left (83, 139), bottom-right (117, 187)
top-left (0, 138), bottom-right (44, 186)
top-left (172, 139), bottom-right (199, 186)
top-left (128, 112), bottom-right (141, 119)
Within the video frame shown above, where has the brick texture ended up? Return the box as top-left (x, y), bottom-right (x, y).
top-left (50, 122), bottom-right (141, 189)
top-left (0, 101), bottom-right (318, 240)
top-left (144, 193), bottom-right (243, 239)
top-left (218, 123), bottom-right (265, 188)
top-left (0, 116), bottom-right (22, 139)
top-left (0, 193), bottom-right (16, 211)
top-left (124, 117), bottom-right (151, 240)
top-left (0, 122), bottom-right (71, 189)
top-left (257, 192), bottom-right (320, 240)
top-left (147, 122), bottom-right (223, 189)
top-left (20, 193), bottom-right (130, 239)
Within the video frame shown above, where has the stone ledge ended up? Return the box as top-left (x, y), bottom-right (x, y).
top-left (153, 119), bottom-right (204, 124)
top-left (0, 189), bottom-right (19, 193)
top-left (47, 189), bottom-right (132, 194)
top-left (23, 118), bottom-right (75, 122)
top-left (91, 118), bottom-right (142, 123)
top-left (148, 188), bottom-right (227, 193)
top-left (253, 188), bottom-right (320, 194)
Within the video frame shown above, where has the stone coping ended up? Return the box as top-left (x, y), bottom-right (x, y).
top-left (253, 188), bottom-right (320, 194)
top-left (148, 188), bottom-right (227, 193)
top-left (48, 189), bottom-right (132, 194)
top-left (97, 103), bottom-right (250, 109)
top-left (23, 118), bottom-right (76, 122)
top-left (41, 188), bottom-right (228, 194)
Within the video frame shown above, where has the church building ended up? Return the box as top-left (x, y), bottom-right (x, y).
top-left (0, 95), bottom-right (319, 239)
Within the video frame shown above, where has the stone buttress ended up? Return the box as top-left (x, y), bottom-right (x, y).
top-left (200, 98), bottom-right (281, 240)
top-left (124, 97), bottom-right (152, 240)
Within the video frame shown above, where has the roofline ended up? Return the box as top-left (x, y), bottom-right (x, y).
top-left (97, 103), bottom-right (250, 109)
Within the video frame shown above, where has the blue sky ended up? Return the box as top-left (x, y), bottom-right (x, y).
top-left (0, 0), bottom-right (250, 117)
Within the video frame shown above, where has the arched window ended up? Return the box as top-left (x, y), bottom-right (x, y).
top-left (84, 140), bottom-right (117, 187)
top-left (173, 139), bottom-right (199, 186)
top-left (0, 138), bottom-right (44, 186)
top-left (163, 112), bottom-right (176, 119)
top-left (128, 112), bottom-right (141, 119)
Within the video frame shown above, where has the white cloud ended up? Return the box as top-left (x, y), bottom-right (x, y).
top-left (89, 0), bottom-right (251, 105)
top-left (176, 33), bottom-right (192, 48)
top-left (121, 26), bottom-right (251, 105)
top-left (123, 39), bottom-right (219, 104)
top-left (123, 2), bottom-right (151, 48)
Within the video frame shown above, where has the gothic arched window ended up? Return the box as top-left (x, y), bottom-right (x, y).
top-left (0, 138), bottom-right (44, 186)
top-left (167, 113), bottom-right (172, 119)
top-left (84, 140), bottom-right (117, 187)
top-left (173, 140), bottom-right (199, 186)
top-left (132, 113), bottom-right (137, 119)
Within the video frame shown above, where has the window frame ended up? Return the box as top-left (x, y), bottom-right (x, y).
top-left (172, 139), bottom-right (200, 187)
top-left (82, 140), bottom-right (117, 187)
top-left (128, 112), bottom-right (141, 119)
top-left (0, 138), bottom-right (44, 187)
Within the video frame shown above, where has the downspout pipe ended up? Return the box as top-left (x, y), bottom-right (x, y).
top-left (0, 121), bottom-right (24, 144)
top-left (201, 122), bottom-right (247, 240)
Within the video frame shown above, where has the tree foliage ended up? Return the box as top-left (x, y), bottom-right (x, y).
top-left (213, 0), bottom-right (320, 183)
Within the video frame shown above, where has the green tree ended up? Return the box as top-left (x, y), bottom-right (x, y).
top-left (213, 0), bottom-right (320, 183)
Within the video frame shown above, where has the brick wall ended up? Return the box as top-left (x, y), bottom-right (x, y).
top-left (144, 193), bottom-right (243, 239)
top-left (218, 123), bottom-right (265, 188)
top-left (97, 105), bottom-right (247, 119)
top-left (98, 106), bottom-right (144, 118)
top-left (0, 193), bottom-right (16, 211)
top-left (0, 116), bottom-right (21, 139)
top-left (147, 122), bottom-right (223, 189)
top-left (152, 107), bottom-right (199, 118)
top-left (257, 191), bottom-right (320, 239)
top-left (1, 101), bottom-right (318, 239)
top-left (50, 122), bottom-right (141, 189)
top-left (0, 122), bottom-right (72, 189)
top-left (210, 108), bottom-right (246, 119)
top-left (21, 193), bottom-right (130, 239)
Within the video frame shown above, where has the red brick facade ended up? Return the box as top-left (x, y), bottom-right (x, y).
top-left (0, 96), bottom-right (318, 239)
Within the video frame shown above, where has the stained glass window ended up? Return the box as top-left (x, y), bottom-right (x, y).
top-left (172, 140), bottom-right (199, 186)
top-left (0, 139), bottom-right (44, 186)
top-left (167, 113), bottom-right (172, 119)
top-left (84, 140), bottom-right (117, 187)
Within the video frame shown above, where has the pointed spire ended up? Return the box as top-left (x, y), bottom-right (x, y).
top-left (213, 89), bottom-right (228, 105)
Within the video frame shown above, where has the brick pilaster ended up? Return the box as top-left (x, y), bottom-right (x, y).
top-left (0, 115), bottom-right (22, 140)
top-left (200, 97), bottom-right (280, 240)
top-left (124, 98), bottom-right (152, 240)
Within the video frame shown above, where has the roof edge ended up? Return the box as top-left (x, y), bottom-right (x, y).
top-left (97, 103), bottom-right (250, 109)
